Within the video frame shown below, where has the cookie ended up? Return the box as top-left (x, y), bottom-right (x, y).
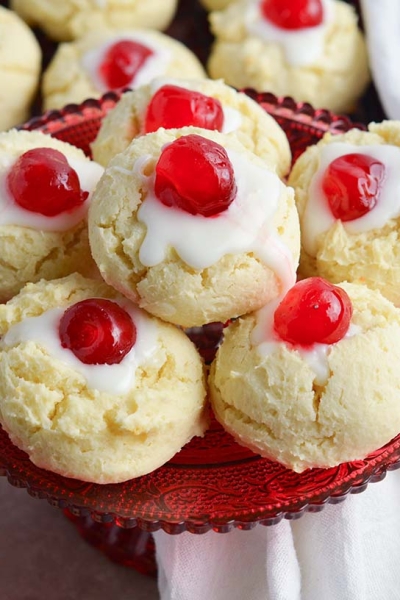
top-left (91, 76), bottom-right (291, 177)
top-left (288, 120), bottom-right (400, 306)
top-left (209, 279), bottom-right (400, 472)
top-left (88, 127), bottom-right (300, 327)
top-left (208, 0), bottom-right (370, 113)
top-left (0, 274), bottom-right (208, 484)
top-left (11, 0), bottom-right (178, 41)
top-left (199, 0), bottom-right (236, 11)
top-left (0, 129), bottom-right (104, 302)
top-left (0, 6), bottom-right (41, 130)
top-left (42, 28), bottom-right (207, 110)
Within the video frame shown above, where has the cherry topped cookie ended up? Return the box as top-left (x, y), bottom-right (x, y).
top-left (42, 28), bottom-right (206, 111)
top-left (289, 120), bottom-right (400, 306)
top-left (0, 274), bottom-right (207, 484)
top-left (91, 77), bottom-right (291, 177)
top-left (208, 0), bottom-right (370, 113)
top-left (88, 128), bottom-right (300, 327)
top-left (209, 278), bottom-right (400, 472)
top-left (0, 130), bottom-right (103, 303)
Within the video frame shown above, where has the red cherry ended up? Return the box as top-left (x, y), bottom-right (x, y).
top-left (99, 40), bottom-right (153, 89)
top-left (154, 134), bottom-right (237, 217)
top-left (7, 148), bottom-right (88, 217)
top-left (321, 153), bottom-right (385, 222)
top-left (144, 85), bottom-right (224, 134)
top-left (273, 277), bottom-right (352, 346)
top-left (261, 0), bottom-right (323, 30)
top-left (59, 299), bottom-right (137, 365)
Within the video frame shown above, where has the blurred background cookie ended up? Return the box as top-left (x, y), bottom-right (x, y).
top-left (208, 0), bottom-right (370, 113)
top-left (10, 0), bottom-right (179, 41)
top-left (91, 76), bottom-right (291, 175)
top-left (199, 0), bottom-right (236, 10)
top-left (289, 120), bottom-right (400, 306)
top-left (210, 278), bottom-right (400, 471)
top-left (42, 28), bottom-right (207, 110)
top-left (0, 6), bottom-right (41, 130)
top-left (88, 127), bottom-right (300, 327)
top-left (0, 129), bottom-right (103, 302)
top-left (0, 274), bottom-right (208, 483)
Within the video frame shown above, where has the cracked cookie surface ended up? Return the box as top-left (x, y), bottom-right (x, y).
top-left (0, 274), bottom-right (208, 483)
top-left (88, 126), bottom-right (300, 327)
top-left (209, 282), bottom-right (400, 472)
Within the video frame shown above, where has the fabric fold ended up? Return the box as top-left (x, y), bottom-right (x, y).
top-left (155, 469), bottom-right (400, 600)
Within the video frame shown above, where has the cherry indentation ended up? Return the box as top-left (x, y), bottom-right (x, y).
top-left (144, 85), bottom-right (224, 134)
top-left (273, 277), bottom-right (353, 346)
top-left (7, 147), bottom-right (88, 217)
top-left (99, 40), bottom-right (153, 89)
top-left (261, 0), bottom-right (323, 30)
top-left (59, 299), bottom-right (137, 365)
top-left (154, 134), bottom-right (237, 217)
top-left (321, 153), bottom-right (386, 222)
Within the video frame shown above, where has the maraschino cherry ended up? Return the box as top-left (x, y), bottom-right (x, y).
top-left (7, 147), bottom-right (88, 217)
top-left (154, 134), bottom-right (237, 217)
top-left (274, 277), bottom-right (352, 346)
top-left (144, 85), bottom-right (224, 133)
top-left (99, 40), bottom-right (153, 89)
top-left (261, 0), bottom-right (323, 30)
top-left (59, 299), bottom-right (137, 365)
top-left (321, 153), bottom-right (385, 222)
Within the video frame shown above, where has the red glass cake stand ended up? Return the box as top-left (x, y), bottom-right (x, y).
top-left (1, 92), bottom-right (399, 577)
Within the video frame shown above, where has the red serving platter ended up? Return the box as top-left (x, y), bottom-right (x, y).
top-left (1, 90), bottom-right (400, 538)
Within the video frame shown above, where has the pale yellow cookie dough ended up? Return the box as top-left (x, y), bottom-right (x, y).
top-left (11, 0), bottom-right (179, 41)
top-left (289, 121), bottom-right (400, 306)
top-left (0, 6), bottom-right (41, 130)
top-left (0, 274), bottom-right (208, 484)
top-left (42, 29), bottom-right (207, 111)
top-left (91, 77), bottom-right (291, 176)
top-left (209, 282), bottom-right (400, 472)
top-left (208, 0), bottom-right (370, 114)
top-left (88, 126), bottom-right (300, 327)
top-left (199, 0), bottom-right (237, 11)
top-left (0, 129), bottom-right (103, 303)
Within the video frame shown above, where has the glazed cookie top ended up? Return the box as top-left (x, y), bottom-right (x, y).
top-left (11, 0), bottom-right (179, 41)
top-left (0, 129), bottom-right (103, 302)
top-left (42, 28), bottom-right (207, 110)
top-left (0, 6), bottom-right (42, 130)
top-left (0, 129), bottom-right (103, 231)
top-left (288, 120), bottom-right (400, 305)
top-left (0, 274), bottom-right (207, 483)
top-left (88, 127), bottom-right (300, 327)
top-left (211, 0), bottom-right (336, 66)
top-left (210, 279), bottom-right (400, 472)
top-left (91, 77), bottom-right (291, 176)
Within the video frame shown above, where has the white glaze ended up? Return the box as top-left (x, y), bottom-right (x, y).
top-left (251, 295), bottom-right (360, 385)
top-left (81, 33), bottom-right (172, 93)
top-left (302, 143), bottom-right (400, 256)
top-left (244, 0), bottom-right (334, 67)
top-left (0, 155), bottom-right (104, 232)
top-left (147, 77), bottom-right (243, 134)
top-left (1, 301), bottom-right (160, 395)
top-left (135, 148), bottom-right (296, 292)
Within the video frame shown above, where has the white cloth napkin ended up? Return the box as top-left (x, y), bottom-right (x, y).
top-left (359, 0), bottom-right (400, 119)
top-left (154, 467), bottom-right (400, 599)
